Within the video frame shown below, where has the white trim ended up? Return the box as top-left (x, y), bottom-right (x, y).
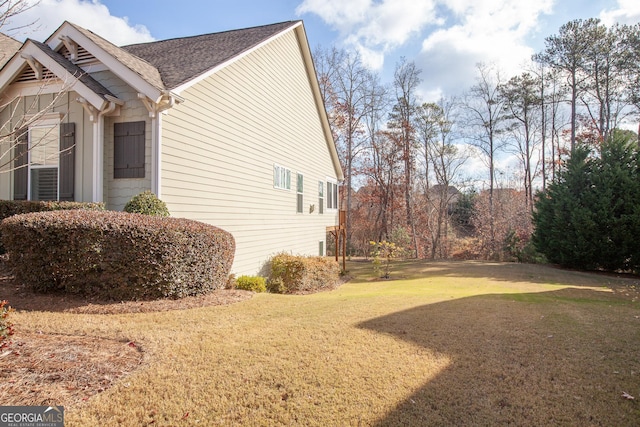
top-left (0, 41), bottom-right (108, 110)
top-left (326, 178), bottom-right (338, 211)
top-left (46, 23), bottom-right (163, 102)
top-left (2, 80), bottom-right (66, 100)
top-left (27, 123), bottom-right (61, 201)
top-left (273, 163), bottom-right (291, 191)
top-left (151, 114), bottom-right (162, 197)
top-left (171, 22), bottom-right (301, 95)
top-left (92, 115), bottom-right (104, 202)
top-left (294, 24), bottom-right (343, 182)
top-left (296, 172), bottom-right (304, 214)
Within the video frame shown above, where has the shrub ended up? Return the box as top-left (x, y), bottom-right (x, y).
top-left (0, 300), bottom-right (14, 350)
top-left (235, 276), bottom-right (267, 293)
top-left (1, 210), bottom-right (235, 300)
top-left (269, 253), bottom-right (340, 293)
top-left (124, 191), bottom-right (170, 216)
top-left (0, 200), bottom-right (104, 253)
top-left (370, 240), bottom-right (402, 278)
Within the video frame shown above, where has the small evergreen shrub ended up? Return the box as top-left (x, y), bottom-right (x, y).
top-left (124, 191), bottom-right (170, 216)
top-left (0, 200), bottom-right (104, 253)
top-left (1, 210), bottom-right (235, 300)
top-left (269, 253), bottom-right (340, 293)
top-left (0, 300), bottom-right (14, 350)
top-left (235, 276), bottom-right (267, 293)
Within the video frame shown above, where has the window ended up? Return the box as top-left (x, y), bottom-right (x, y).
top-left (273, 164), bottom-right (291, 190)
top-left (29, 125), bottom-right (59, 201)
top-left (296, 173), bottom-right (304, 213)
top-left (327, 180), bottom-right (338, 209)
top-left (319, 241), bottom-right (324, 256)
top-left (14, 121), bottom-right (75, 202)
top-left (114, 121), bottom-right (145, 179)
top-left (318, 181), bottom-right (324, 214)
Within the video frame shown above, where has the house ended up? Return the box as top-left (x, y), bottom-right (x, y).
top-left (0, 21), bottom-right (344, 275)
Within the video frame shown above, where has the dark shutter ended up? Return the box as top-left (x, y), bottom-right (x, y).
top-left (59, 122), bottom-right (75, 201)
top-left (13, 128), bottom-right (28, 200)
top-left (114, 121), bottom-right (145, 179)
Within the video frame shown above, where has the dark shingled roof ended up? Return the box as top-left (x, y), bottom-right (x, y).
top-left (122, 21), bottom-right (299, 90)
top-left (30, 39), bottom-right (115, 100)
top-left (67, 22), bottom-right (165, 91)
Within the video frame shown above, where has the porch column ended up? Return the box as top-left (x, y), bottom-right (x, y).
top-left (92, 115), bottom-right (104, 203)
top-left (151, 115), bottom-right (161, 197)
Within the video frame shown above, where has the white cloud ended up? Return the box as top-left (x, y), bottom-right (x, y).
top-left (600, 0), bottom-right (640, 25)
top-left (297, 0), bottom-right (440, 69)
top-left (417, 0), bottom-right (553, 100)
top-left (298, 0), bottom-right (554, 82)
top-left (6, 0), bottom-right (154, 45)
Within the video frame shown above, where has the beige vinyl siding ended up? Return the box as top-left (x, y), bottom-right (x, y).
top-left (91, 70), bottom-right (152, 210)
top-left (0, 90), bottom-right (94, 202)
top-left (162, 29), bottom-right (340, 275)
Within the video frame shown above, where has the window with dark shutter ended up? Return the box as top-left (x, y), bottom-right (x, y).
top-left (59, 122), bottom-right (75, 201)
top-left (13, 128), bottom-right (28, 200)
top-left (114, 121), bottom-right (145, 179)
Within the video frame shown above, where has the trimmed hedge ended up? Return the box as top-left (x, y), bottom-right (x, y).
top-left (1, 210), bottom-right (235, 300)
top-left (268, 253), bottom-right (340, 293)
top-left (0, 200), bottom-right (104, 253)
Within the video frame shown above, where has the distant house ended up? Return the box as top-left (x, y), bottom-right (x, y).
top-left (0, 20), bottom-right (344, 275)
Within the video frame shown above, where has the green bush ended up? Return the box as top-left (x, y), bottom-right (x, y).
top-left (268, 253), bottom-right (340, 293)
top-left (124, 191), bottom-right (170, 216)
top-left (1, 210), bottom-right (235, 300)
top-left (235, 275), bottom-right (267, 293)
top-left (0, 200), bottom-right (104, 253)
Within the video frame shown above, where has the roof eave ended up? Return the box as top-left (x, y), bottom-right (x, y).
top-left (0, 41), bottom-right (110, 110)
top-left (294, 23), bottom-right (344, 182)
top-left (46, 22), bottom-right (164, 101)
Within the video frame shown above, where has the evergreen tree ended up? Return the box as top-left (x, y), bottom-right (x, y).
top-left (533, 131), bottom-right (640, 272)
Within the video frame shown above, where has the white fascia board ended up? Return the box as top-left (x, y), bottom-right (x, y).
top-left (0, 41), bottom-right (107, 110)
top-left (47, 23), bottom-right (162, 101)
top-left (294, 24), bottom-right (344, 182)
top-left (171, 22), bottom-right (302, 95)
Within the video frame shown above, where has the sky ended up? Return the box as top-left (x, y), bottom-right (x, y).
top-left (3, 0), bottom-right (640, 186)
top-left (5, 0), bottom-right (640, 102)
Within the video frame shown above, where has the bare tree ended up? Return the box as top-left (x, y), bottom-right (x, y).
top-left (461, 63), bottom-right (507, 256)
top-left (388, 58), bottom-right (421, 258)
top-left (416, 97), bottom-right (468, 258)
top-left (314, 46), bottom-right (384, 251)
top-left (499, 72), bottom-right (543, 208)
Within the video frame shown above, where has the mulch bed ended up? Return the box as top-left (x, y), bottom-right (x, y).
top-left (0, 259), bottom-right (253, 407)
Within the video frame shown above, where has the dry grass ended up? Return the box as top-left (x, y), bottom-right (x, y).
top-left (2, 259), bottom-right (640, 426)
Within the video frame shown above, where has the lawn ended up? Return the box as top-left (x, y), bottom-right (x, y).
top-left (4, 259), bottom-right (640, 426)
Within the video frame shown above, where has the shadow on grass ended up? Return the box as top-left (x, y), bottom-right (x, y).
top-left (359, 287), bottom-right (640, 426)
